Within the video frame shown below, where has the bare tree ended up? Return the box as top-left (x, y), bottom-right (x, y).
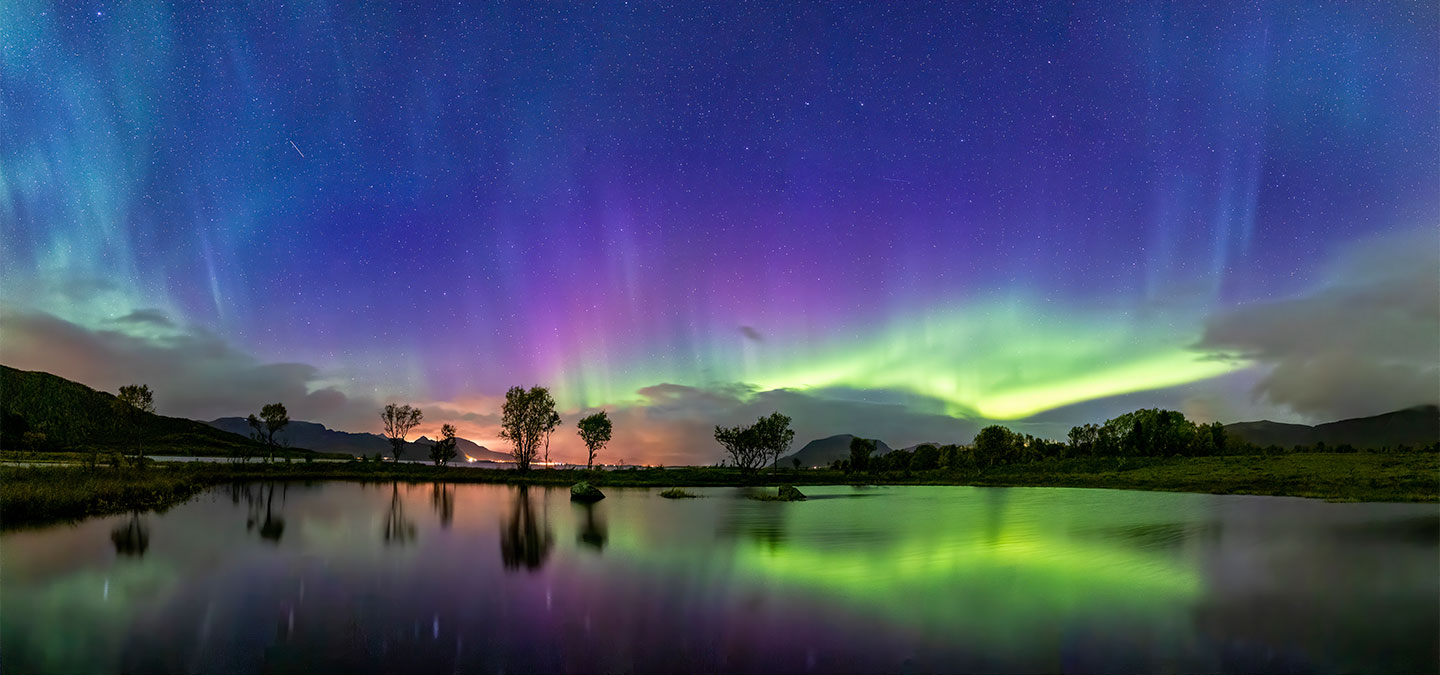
top-left (381, 404), bottom-right (423, 461)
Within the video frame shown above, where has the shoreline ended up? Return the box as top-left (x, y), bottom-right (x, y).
top-left (2, 452), bottom-right (1436, 530)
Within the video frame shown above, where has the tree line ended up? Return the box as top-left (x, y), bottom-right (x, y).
top-left (74, 382), bottom-right (1437, 472)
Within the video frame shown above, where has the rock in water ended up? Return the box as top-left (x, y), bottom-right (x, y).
top-left (570, 481), bottom-right (605, 502)
top-left (777, 485), bottom-right (806, 501)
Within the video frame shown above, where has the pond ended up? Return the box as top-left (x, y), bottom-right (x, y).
top-left (2, 483), bottom-right (1436, 673)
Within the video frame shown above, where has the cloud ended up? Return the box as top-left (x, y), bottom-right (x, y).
top-left (1196, 228), bottom-right (1440, 420)
top-left (739, 325), bottom-right (764, 342)
top-left (525, 382), bottom-right (995, 467)
top-left (0, 308), bottom-right (382, 431)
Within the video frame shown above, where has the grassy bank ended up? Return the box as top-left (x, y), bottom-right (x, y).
top-left (2, 452), bottom-right (1435, 528)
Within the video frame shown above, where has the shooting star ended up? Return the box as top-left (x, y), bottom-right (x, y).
top-left (288, 140), bottom-right (306, 158)
top-left (882, 177), bottom-right (911, 184)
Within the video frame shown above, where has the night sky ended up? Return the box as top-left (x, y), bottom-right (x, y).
top-left (3, 1), bottom-right (1436, 463)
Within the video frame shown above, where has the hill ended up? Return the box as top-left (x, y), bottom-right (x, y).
top-left (207, 418), bottom-right (509, 461)
top-left (1225, 405), bottom-right (1439, 449)
top-left (782, 434), bottom-right (894, 468)
top-left (0, 365), bottom-right (264, 456)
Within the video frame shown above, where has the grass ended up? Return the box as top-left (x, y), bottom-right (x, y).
top-left (2, 452), bottom-right (1435, 528)
top-left (659, 487), bottom-right (699, 498)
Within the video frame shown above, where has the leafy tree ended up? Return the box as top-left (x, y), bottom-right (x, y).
top-left (911, 444), bottom-right (940, 471)
top-left (754, 412), bottom-right (796, 472)
top-left (973, 425), bottom-right (1018, 466)
top-left (848, 436), bottom-right (875, 472)
top-left (1067, 423), bottom-right (1100, 456)
top-left (113, 384), bottom-right (155, 467)
top-left (500, 386), bottom-right (557, 471)
top-left (380, 403), bottom-right (423, 461)
top-left (577, 411), bottom-right (613, 469)
top-left (247, 402), bottom-right (290, 463)
top-left (792, 456), bottom-right (801, 471)
top-left (429, 423), bottom-right (459, 466)
top-left (714, 412), bottom-right (794, 475)
top-left (714, 422), bottom-right (764, 474)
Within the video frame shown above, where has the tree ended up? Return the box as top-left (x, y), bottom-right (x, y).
top-left (754, 412), bottom-right (795, 472)
top-left (542, 409), bottom-right (562, 465)
top-left (715, 422), bottom-right (764, 474)
top-left (114, 384), bottom-right (155, 467)
top-left (1067, 423), bottom-right (1100, 456)
top-left (429, 423), bottom-right (458, 466)
top-left (577, 411), bottom-right (613, 469)
top-left (848, 436), bottom-right (875, 472)
top-left (500, 386), bottom-right (557, 471)
top-left (911, 444), bottom-right (940, 471)
top-left (973, 425), bottom-right (1017, 466)
top-left (380, 403), bottom-right (423, 461)
top-left (247, 402), bottom-right (290, 463)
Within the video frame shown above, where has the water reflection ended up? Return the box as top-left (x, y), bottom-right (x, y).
top-left (575, 501), bottom-right (607, 551)
top-left (383, 483), bottom-right (416, 545)
top-left (259, 484), bottom-right (286, 543)
top-left (109, 511), bottom-right (149, 557)
top-left (431, 483), bottom-right (454, 529)
top-left (3, 484), bottom-right (1436, 674)
top-left (499, 486), bottom-right (552, 570)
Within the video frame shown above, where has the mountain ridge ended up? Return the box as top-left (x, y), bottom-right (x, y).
top-left (206, 417), bottom-right (510, 461)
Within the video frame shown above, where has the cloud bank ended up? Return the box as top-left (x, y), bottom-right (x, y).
top-left (1197, 228), bottom-right (1440, 421)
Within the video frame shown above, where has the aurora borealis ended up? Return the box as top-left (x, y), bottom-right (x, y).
top-left (2, 1), bottom-right (1437, 464)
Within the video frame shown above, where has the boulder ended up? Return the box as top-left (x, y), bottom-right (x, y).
top-left (777, 485), bottom-right (807, 501)
top-left (570, 481), bottom-right (605, 502)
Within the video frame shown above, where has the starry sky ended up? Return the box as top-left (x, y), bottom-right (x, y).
top-left (3, 1), bottom-right (1437, 464)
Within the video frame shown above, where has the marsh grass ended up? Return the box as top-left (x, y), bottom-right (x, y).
top-left (659, 488), bottom-right (699, 498)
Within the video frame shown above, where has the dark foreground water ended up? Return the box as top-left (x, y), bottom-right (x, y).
top-left (2, 483), bottom-right (1436, 674)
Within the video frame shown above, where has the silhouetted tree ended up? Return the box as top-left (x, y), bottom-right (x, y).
top-left (715, 413), bottom-right (793, 475)
top-left (247, 402), bottom-right (290, 463)
top-left (542, 409), bottom-right (562, 465)
top-left (714, 423), bottom-right (760, 473)
top-left (381, 403), bottom-right (423, 462)
top-left (577, 411), bottom-right (613, 469)
top-left (848, 436), bottom-right (875, 472)
top-left (911, 444), bottom-right (940, 471)
top-left (1068, 423), bottom-right (1100, 456)
top-left (792, 457), bottom-right (801, 471)
top-left (755, 412), bottom-right (796, 473)
top-left (973, 425), bottom-right (1018, 466)
top-left (429, 423), bottom-right (458, 466)
top-left (113, 384), bottom-right (155, 467)
top-left (500, 386), bottom-right (557, 471)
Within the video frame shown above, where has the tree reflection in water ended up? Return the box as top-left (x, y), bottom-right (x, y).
top-left (259, 484), bottom-right (286, 543)
top-left (500, 486), bottom-right (552, 570)
top-left (383, 482), bottom-right (416, 545)
top-left (575, 501), bottom-right (607, 552)
top-left (431, 483), bottom-right (454, 529)
top-left (110, 511), bottom-right (149, 557)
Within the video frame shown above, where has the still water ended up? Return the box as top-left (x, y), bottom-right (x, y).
top-left (2, 483), bottom-right (1436, 674)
